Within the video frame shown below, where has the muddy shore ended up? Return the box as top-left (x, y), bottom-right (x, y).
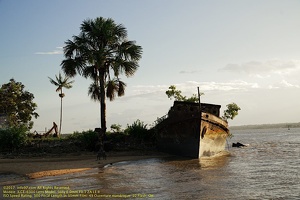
top-left (0, 151), bottom-right (168, 181)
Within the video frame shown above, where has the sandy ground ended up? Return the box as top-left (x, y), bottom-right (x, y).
top-left (0, 151), bottom-right (167, 181)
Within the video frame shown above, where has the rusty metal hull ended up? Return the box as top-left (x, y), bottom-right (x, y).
top-left (200, 112), bottom-right (229, 157)
top-left (157, 112), bottom-right (229, 158)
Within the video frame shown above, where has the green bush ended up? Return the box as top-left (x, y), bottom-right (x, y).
top-left (125, 119), bottom-right (150, 142)
top-left (0, 126), bottom-right (28, 152)
top-left (67, 130), bottom-right (98, 151)
top-left (106, 131), bottom-right (127, 143)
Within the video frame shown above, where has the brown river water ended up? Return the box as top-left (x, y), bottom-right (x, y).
top-left (1, 128), bottom-right (300, 199)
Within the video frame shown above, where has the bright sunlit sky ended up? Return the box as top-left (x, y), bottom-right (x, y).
top-left (1, 0), bottom-right (300, 133)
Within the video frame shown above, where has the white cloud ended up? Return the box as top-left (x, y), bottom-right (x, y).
top-left (170, 80), bottom-right (260, 93)
top-left (130, 80), bottom-right (260, 98)
top-left (179, 70), bottom-right (200, 74)
top-left (35, 47), bottom-right (63, 55)
top-left (253, 74), bottom-right (271, 79)
top-left (268, 80), bottom-right (300, 89)
top-left (220, 59), bottom-right (300, 76)
top-left (131, 84), bottom-right (167, 96)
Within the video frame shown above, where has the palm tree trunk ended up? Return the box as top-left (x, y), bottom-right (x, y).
top-left (99, 70), bottom-right (106, 132)
top-left (59, 92), bottom-right (63, 137)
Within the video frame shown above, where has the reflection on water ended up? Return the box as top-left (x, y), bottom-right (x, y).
top-left (200, 151), bottom-right (231, 169)
top-left (2, 128), bottom-right (300, 200)
top-left (96, 153), bottom-right (232, 200)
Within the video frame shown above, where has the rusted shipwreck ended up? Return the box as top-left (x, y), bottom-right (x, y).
top-left (156, 101), bottom-right (230, 158)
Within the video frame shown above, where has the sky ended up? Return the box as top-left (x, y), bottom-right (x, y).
top-left (1, 0), bottom-right (300, 133)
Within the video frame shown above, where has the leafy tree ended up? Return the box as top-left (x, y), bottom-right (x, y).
top-left (110, 124), bottom-right (122, 133)
top-left (125, 119), bottom-right (149, 142)
top-left (222, 103), bottom-right (241, 121)
top-left (61, 17), bottom-right (142, 134)
top-left (166, 85), bottom-right (203, 103)
top-left (0, 79), bottom-right (38, 129)
top-left (49, 72), bottom-right (74, 136)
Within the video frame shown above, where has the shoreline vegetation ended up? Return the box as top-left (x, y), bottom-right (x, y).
top-left (230, 122), bottom-right (300, 130)
top-left (0, 119), bottom-right (161, 184)
top-left (0, 150), bottom-right (169, 183)
top-left (1, 121), bottom-right (298, 184)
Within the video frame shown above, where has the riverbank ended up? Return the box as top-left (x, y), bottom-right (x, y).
top-left (0, 150), bottom-right (168, 182)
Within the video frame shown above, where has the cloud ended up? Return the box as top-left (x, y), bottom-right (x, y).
top-left (132, 84), bottom-right (167, 94)
top-left (179, 70), bottom-right (200, 74)
top-left (179, 80), bottom-right (260, 92)
top-left (268, 80), bottom-right (300, 89)
top-left (35, 47), bottom-right (63, 55)
top-left (220, 59), bottom-right (300, 76)
top-left (121, 85), bottom-right (168, 101)
top-left (117, 76), bottom-right (300, 103)
top-left (129, 80), bottom-right (259, 99)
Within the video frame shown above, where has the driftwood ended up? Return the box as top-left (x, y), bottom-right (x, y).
top-left (33, 122), bottom-right (58, 138)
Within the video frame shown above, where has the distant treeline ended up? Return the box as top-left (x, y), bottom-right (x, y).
top-left (229, 122), bottom-right (300, 130)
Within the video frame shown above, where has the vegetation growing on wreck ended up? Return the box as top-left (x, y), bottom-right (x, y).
top-left (222, 103), bottom-right (241, 121)
top-left (166, 85), bottom-right (204, 103)
top-left (165, 85), bottom-right (241, 122)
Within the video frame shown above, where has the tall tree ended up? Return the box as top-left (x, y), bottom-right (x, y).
top-left (48, 72), bottom-right (74, 136)
top-left (0, 79), bottom-right (39, 129)
top-left (61, 17), bottom-right (142, 133)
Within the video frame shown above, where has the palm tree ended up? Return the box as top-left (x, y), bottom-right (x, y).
top-left (61, 17), bottom-right (142, 134)
top-left (48, 72), bottom-right (74, 137)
